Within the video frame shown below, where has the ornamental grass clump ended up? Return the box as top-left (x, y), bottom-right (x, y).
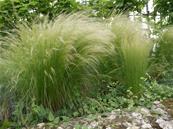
top-left (0, 14), bottom-right (113, 111)
top-left (151, 27), bottom-right (173, 81)
top-left (155, 27), bottom-right (173, 65)
top-left (110, 16), bottom-right (151, 95)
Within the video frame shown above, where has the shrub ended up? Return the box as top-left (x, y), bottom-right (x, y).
top-left (0, 14), bottom-right (113, 111)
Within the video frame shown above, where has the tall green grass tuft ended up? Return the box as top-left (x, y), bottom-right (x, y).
top-left (109, 16), bottom-right (151, 95)
top-left (0, 14), bottom-right (113, 111)
top-left (151, 27), bottom-right (173, 81)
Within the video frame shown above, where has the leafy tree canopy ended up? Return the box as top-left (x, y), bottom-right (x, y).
top-left (154, 0), bottom-right (173, 25)
top-left (0, 0), bottom-right (81, 35)
top-left (87, 0), bottom-right (147, 17)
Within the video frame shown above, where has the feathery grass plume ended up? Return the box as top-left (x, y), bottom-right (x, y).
top-left (0, 14), bottom-right (113, 111)
top-left (109, 16), bottom-right (151, 95)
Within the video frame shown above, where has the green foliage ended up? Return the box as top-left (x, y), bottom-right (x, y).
top-left (149, 81), bottom-right (173, 99)
top-left (74, 124), bottom-right (88, 129)
top-left (0, 0), bottom-right (82, 35)
top-left (87, 0), bottom-right (147, 17)
top-left (9, 100), bottom-right (61, 127)
top-left (79, 81), bottom-right (173, 116)
top-left (154, 0), bottom-right (173, 25)
top-left (0, 14), bottom-right (112, 111)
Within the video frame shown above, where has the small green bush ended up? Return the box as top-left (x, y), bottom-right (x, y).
top-left (0, 14), bottom-right (112, 111)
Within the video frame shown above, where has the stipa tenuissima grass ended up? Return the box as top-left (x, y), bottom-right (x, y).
top-left (99, 16), bottom-right (152, 95)
top-left (0, 14), bottom-right (113, 111)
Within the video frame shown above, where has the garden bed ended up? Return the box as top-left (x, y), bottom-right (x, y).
top-left (32, 100), bottom-right (173, 129)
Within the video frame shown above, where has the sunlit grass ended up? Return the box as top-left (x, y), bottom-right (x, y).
top-left (108, 16), bottom-right (151, 95)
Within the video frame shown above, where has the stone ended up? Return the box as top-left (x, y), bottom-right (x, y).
top-left (153, 101), bottom-right (160, 105)
top-left (155, 108), bottom-right (167, 115)
top-left (106, 126), bottom-right (112, 129)
top-left (156, 118), bottom-right (173, 129)
top-left (107, 114), bottom-right (116, 120)
top-left (140, 108), bottom-right (151, 116)
top-left (127, 125), bottom-right (140, 129)
top-left (133, 118), bottom-right (143, 125)
top-left (37, 123), bottom-right (45, 128)
top-left (123, 122), bottom-right (132, 127)
top-left (57, 127), bottom-right (63, 129)
top-left (153, 101), bottom-right (165, 109)
top-left (88, 121), bottom-right (98, 128)
top-left (131, 112), bottom-right (142, 120)
top-left (141, 123), bottom-right (152, 129)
